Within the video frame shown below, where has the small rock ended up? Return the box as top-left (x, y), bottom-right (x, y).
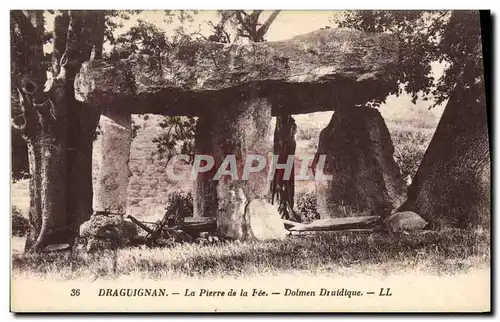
top-left (246, 199), bottom-right (288, 240)
top-left (196, 237), bottom-right (208, 245)
top-left (155, 238), bottom-right (171, 247)
top-left (42, 243), bottom-right (71, 253)
top-left (384, 211), bottom-right (428, 232)
top-left (79, 215), bottom-right (138, 251)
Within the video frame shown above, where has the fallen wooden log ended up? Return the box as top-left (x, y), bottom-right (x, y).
top-left (289, 216), bottom-right (381, 232)
top-left (127, 215), bottom-right (155, 234)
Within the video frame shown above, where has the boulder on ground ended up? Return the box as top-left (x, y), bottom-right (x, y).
top-left (80, 215), bottom-right (137, 252)
top-left (383, 211), bottom-right (428, 232)
top-left (246, 199), bottom-right (288, 240)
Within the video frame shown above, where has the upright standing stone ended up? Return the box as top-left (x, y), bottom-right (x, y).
top-left (211, 92), bottom-right (287, 240)
top-left (193, 114), bottom-right (218, 218)
top-left (314, 107), bottom-right (406, 219)
top-left (93, 109), bottom-right (132, 215)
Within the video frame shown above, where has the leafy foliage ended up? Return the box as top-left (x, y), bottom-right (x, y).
top-left (109, 19), bottom-right (168, 60)
top-left (12, 206), bottom-right (29, 237)
top-left (152, 117), bottom-right (197, 162)
top-left (102, 10), bottom-right (143, 46)
top-left (107, 14), bottom-right (201, 160)
top-left (334, 10), bottom-right (484, 107)
top-left (163, 190), bottom-right (194, 226)
top-left (294, 191), bottom-right (320, 223)
top-left (11, 129), bottom-right (29, 182)
top-left (392, 129), bottom-right (433, 182)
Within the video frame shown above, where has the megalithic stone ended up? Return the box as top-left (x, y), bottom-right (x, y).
top-left (314, 107), bottom-right (407, 219)
top-left (93, 110), bottom-right (132, 215)
top-left (74, 28), bottom-right (399, 116)
top-left (211, 92), bottom-right (287, 240)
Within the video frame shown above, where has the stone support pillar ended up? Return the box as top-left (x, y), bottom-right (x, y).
top-left (93, 109), bottom-right (132, 215)
top-left (209, 94), bottom-right (287, 240)
top-left (314, 107), bottom-right (407, 219)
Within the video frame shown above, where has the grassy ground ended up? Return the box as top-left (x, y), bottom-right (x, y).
top-left (11, 228), bottom-right (489, 281)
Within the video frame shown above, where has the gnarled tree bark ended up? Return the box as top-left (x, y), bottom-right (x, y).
top-left (11, 10), bottom-right (103, 252)
top-left (399, 81), bottom-right (490, 228)
top-left (193, 113), bottom-right (218, 218)
top-left (269, 115), bottom-right (298, 221)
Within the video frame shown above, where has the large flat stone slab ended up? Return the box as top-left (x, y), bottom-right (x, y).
top-left (75, 28), bottom-right (398, 115)
top-left (289, 216), bottom-right (381, 232)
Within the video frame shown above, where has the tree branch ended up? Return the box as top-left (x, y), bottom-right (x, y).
top-left (65, 10), bottom-right (84, 71)
top-left (80, 11), bottom-right (96, 62)
top-left (11, 10), bottom-right (38, 39)
top-left (235, 11), bottom-right (246, 28)
top-left (11, 119), bottom-right (27, 133)
top-left (92, 11), bottom-right (106, 60)
top-left (13, 87), bottom-right (34, 135)
top-left (51, 10), bottom-right (69, 76)
top-left (235, 11), bottom-right (255, 38)
top-left (256, 10), bottom-right (281, 41)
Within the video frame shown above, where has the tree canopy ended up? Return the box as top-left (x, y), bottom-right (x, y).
top-left (333, 10), bottom-right (484, 106)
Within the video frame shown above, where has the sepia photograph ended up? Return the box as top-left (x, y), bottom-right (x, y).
top-left (9, 8), bottom-right (491, 313)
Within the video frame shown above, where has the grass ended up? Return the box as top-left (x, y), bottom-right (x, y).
top-left (11, 228), bottom-right (489, 281)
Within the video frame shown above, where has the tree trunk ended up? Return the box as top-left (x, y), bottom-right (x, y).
top-left (23, 139), bottom-right (41, 252)
top-left (66, 102), bottom-right (100, 231)
top-left (193, 114), bottom-right (218, 218)
top-left (36, 119), bottom-right (68, 250)
top-left (64, 10), bottom-right (103, 238)
top-left (11, 10), bottom-right (104, 252)
top-left (270, 115), bottom-right (298, 221)
top-left (399, 83), bottom-right (490, 228)
top-left (17, 85), bottom-right (69, 252)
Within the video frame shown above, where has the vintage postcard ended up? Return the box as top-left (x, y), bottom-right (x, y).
top-left (10, 9), bottom-right (491, 313)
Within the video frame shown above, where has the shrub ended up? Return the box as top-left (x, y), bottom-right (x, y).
top-left (391, 129), bottom-right (433, 183)
top-left (12, 206), bottom-right (29, 237)
top-left (162, 190), bottom-right (194, 226)
top-left (294, 191), bottom-right (320, 223)
top-left (297, 127), bottom-right (321, 141)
